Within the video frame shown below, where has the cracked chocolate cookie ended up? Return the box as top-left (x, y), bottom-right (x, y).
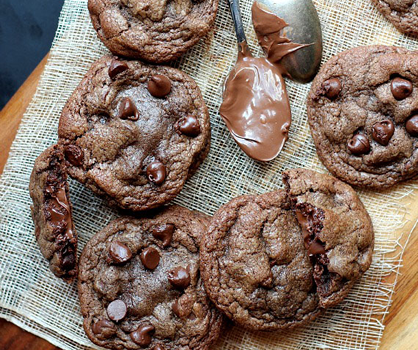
top-left (200, 168), bottom-right (373, 331)
top-left (282, 168), bottom-right (374, 309)
top-left (307, 45), bottom-right (418, 189)
top-left (29, 145), bottom-right (78, 281)
top-left (200, 190), bottom-right (322, 330)
top-left (88, 0), bottom-right (218, 63)
top-left (58, 55), bottom-right (210, 211)
top-left (78, 205), bottom-right (223, 350)
top-left (372, 0), bottom-right (418, 37)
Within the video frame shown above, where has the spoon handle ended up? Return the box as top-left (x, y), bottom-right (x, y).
top-left (227, 0), bottom-right (247, 44)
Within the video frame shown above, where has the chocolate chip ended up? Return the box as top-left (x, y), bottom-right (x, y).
top-left (108, 59), bottom-right (129, 79)
top-left (406, 115), bottom-right (418, 136)
top-left (168, 266), bottom-right (190, 289)
top-left (148, 75), bottom-right (171, 98)
top-left (140, 247), bottom-right (160, 270)
top-left (372, 120), bottom-right (394, 146)
top-left (308, 241), bottom-right (326, 255)
top-left (118, 97), bottom-right (140, 121)
top-left (92, 319), bottom-right (116, 340)
top-left (106, 300), bottom-right (127, 322)
top-left (130, 324), bottom-right (155, 347)
top-left (176, 116), bottom-right (201, 137)
top-left (61, 253), bottom-right (76, 270)
top-left (64, 144), bottom-right (83, 166)
top-left (347, 134), bottom-right (370, 155)
top-left (391, 77), bottom-right (413, 100)
top-left (146, 161), bottom-right (166, 185)
top-left (322, 78), bottom-right (342, 99)
top-left (151, 224), bottom-right (174, 247)
top-left (109, 241), bottom-right (132, 264)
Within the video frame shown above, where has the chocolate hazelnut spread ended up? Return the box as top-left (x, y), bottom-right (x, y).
top-left (252, 2), bottom-right (309, 72)
top-left (219, 2), bottom-right (307, 161)
top-left (219, 43), bottom-right (291, 161)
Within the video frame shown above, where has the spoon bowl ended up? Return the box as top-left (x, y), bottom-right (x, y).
top-left (255, 0), bottom-right (323, 83)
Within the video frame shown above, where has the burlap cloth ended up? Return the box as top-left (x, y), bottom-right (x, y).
top-left (1, 0), bottom-right (417, 348)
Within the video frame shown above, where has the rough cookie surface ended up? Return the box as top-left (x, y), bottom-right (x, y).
top-left (307, 45), bottom-right (418, 188)
top-left (58, 55), bottom-right (210, 211)
top-left (29, 145), bottom-right (78, 281)
top-left (88, 0), bottom-right (218, 63)
top-left (283, 168), bottom-right (374, 308)
top-left (372, 0), bottom-right (418, 37)
top-left (200, 169), bottom-right (374, 330)
top-left (78, 205), bottom-right (223, 350)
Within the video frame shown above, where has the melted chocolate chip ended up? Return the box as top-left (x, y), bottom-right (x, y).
top-left (322, 78), bottom-right (342, 99)
top-left (64, 144), bottom-right (83, 166)
top-left (130, 324), bottom-right (155, 347)
top-left (106, 300), bottom-right (127, 322)
top-left (140, 247), bottom-right (160, 270)
top-left (148, 75), bottom-right (171, 98)
top-left (118, 97), bottom-right (140, 121)
top-left (176, 116), bottom-right (201, 137)
top-left (61, 253), bottom-right (76, 270)
top-left (391, 77), bottom-right (413, 100)
top-left (347, 134), bottom-right (370, 155)
top-left (168, 266), bottom-right (190, 289)
top-left (151, 224), bottom-right (174, 247)
top-left (92, 319), bottom-right (117, 339)
top-left (109, 241), bottom-right (132, 264)
top-left (372, 120), bottom-right (394, 146)
top-left (146, 161), bottom-right (166, 185)
top-left (406, 115), bottom-right (418, 136)
top-left (108, 59), bottom-right (129, 79)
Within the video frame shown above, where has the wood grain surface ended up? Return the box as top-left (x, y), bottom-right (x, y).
top-left (0, 57), bottom-right (417, 350)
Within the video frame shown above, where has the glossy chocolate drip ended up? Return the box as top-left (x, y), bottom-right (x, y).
top-left (46, 186), bottom-right (74, 239)
top-left (45, 183), bottom-right (76, 267)
top-left (219, 42), bottom-right (291, 161)
top-left (219, 3), bottom-right (308, 161)
top-left (295, 205), bottom-right (326, 256)
top-left (251, 2), bottom-right (309, 71)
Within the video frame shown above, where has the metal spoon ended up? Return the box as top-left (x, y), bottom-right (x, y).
top-left (221, 0), bottom-right (322, 161)
top-left (227, 0), bottom-right (248, 47)
top-left (255, 0), bottom-right (323, 83)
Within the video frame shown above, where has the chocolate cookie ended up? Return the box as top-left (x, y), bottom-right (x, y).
top-left (29, 145), bottom-right (78, 281)
top-left (372, 0), bottom-right (418, 37)
top-left (282, 168), bottom-right (374, 309)
top-left (58, 55), bottom-right (210, 211)
top-left (200, 190), bottom-right (322, 330)
top-left (88, 0), bottom-right (218, 63)
top-left (307, 45), bottom-right (418, 188)
top-left (78, 205), bottom-right (223, 350)
top-left (200, 168), bottom-right (373, 330)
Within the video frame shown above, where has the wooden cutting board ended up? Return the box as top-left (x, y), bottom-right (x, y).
top-left (0, 56), bottom-right (417, 350)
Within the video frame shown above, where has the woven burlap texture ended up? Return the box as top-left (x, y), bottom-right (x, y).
top-left (1, 0), bottom-right (417, 349)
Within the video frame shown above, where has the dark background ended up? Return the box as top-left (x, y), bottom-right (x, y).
top-left (0, 0), bottom-right (65, 109)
